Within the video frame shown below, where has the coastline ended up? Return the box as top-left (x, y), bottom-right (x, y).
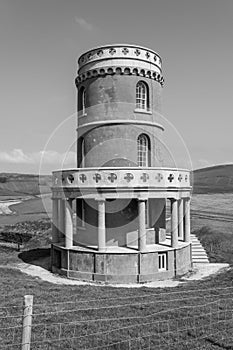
top-left (0, 200), bottom-right (22, 215)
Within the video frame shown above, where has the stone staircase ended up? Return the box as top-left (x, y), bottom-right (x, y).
top-left (191, 233), bottom-right (209, 264)
top-left (166, 228), bottom-right (210, 264)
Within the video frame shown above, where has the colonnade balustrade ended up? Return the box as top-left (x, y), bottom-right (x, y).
top-left (51, 197), bottom-right (191, 252)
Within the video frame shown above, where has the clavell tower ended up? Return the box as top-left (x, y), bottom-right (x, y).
top-left (51, 44), bottom-right (192, 283)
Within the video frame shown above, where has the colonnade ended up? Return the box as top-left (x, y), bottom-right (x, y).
top-left (52, 197), bottom-right (191, 252)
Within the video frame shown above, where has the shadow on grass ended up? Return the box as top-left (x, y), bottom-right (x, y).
top-left (18, 248), bottom-right (51, 270)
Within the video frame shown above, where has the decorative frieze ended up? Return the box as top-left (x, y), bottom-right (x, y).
top-left (78, 45), bottom-right (162, 69)
top-left (52, 168), bottom-right (190, 190)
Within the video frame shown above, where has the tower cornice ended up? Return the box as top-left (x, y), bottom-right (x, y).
top-left (75, 65), bottom-right (164, 87)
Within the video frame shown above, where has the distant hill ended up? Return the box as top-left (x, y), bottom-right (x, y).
top-left (193, 164), bottom-right (233, 193)
top-left (0, 173), bottom-right (52, 197)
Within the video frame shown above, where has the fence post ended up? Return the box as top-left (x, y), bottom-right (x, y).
top-left (21, 295), bottom-right (33, 350)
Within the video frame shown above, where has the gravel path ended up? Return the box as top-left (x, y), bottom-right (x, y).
top-left (6, 261), bottom-right (229, 288)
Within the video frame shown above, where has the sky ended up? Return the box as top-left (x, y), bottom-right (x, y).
top-left (0, 0), bottom-right (233, 174)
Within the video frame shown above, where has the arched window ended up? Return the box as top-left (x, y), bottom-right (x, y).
top-left (137, 134), bottom-right (150, 167)
top-left (80, 87), bottom-right (86, 115)
top-left (136, 81), bottom-right (149, 110)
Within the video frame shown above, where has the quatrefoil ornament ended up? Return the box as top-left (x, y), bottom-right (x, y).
top-left (108, 173), bottom-right (117, 183)
top-left (124, 173), bottom-right (134, 183)
top-left (168, 174), bottom-right (174, 183)
top-left (155, 173), bottom-right (163, 182)
top-left (93, 173), bottom-right (101, 183)
top-left (140, 173), bottom-right (149, 182)
top-left (67, 174), bottom-right (74, 184)
top-left (122, 47), bottom-right (129, 55)
top-left (109, 48), bottom-right (116, 55)
top-left (79, 174), bottom-right (87, 183)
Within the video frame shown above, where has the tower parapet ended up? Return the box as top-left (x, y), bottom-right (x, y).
top-left (76, 44), bottom-right (164, 86)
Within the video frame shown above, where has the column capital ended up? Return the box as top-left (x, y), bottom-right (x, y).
top-left (138, 197), bottom-right (148, 202)
top-left (95, 197), bottom-right (106, 202)
top-left (169, 197), bottom-right (177, 202)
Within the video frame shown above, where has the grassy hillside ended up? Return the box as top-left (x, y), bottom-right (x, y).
top-left (193, 163), bottom-right (233, 193)
top-left (0, 173), bottom-right (52, 197)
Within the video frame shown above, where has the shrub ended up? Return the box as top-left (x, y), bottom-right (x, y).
top-left (0, 219), bottom-right (52, 250)
top-left (0, 176), bottom-right (7, 183)
top-left (0, 231), bottom-right (32, 251)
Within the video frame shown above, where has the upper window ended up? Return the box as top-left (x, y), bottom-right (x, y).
top-left (137, 134), bottom-right (150, 167)
top-left (80, 87), bottom-right (86, 115)
top-left (136, 81), bottom-right (149, 110)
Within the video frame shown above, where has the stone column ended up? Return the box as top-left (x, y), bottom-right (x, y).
top-left (178, 199), bottom-right (184, 240)
top-left (154, 227), bottom-right (160, 244)
top-left (184, 197), bottom-right (191, 243)
top-left (58, 199), bottom-right (65, 240)
top-left (65, 198), bottom-right (73, 249)
top-left (52, 198), bottom-right (59, 243)
top-left (138, 199), bottom-right (147, 252)
top-left (171, 198), bottom-right (178, 248)
top-left (97, 199), bottom-right (106, 252)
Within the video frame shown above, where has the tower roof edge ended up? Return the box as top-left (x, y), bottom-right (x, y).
top-left (77, 44), bottom-right (163, 72)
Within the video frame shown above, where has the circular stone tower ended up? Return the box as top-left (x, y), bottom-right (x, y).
top-left (51, 44), bottom-right (192, 284)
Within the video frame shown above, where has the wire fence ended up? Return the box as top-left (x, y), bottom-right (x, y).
top-left (1, 286), bottom-right (233, 349)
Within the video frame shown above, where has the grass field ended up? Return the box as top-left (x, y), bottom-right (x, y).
top-left (0, 183), bottom-right (232, 348)
top-left (0, 243), bottom-right (233, 349)
top-left (191, 193), bottom-right (233, 234)
top-left (0, 214), bottom-right (233, 348)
